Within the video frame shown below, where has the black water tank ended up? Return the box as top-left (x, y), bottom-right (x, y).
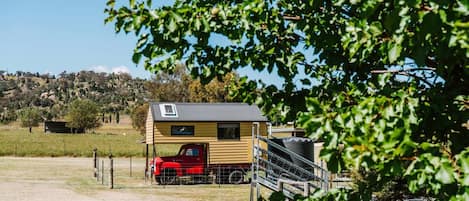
top-left (269, 137), bottom-right (315, 169)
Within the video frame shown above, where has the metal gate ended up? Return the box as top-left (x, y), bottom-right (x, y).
top-left (250, 123), bottom-right (331, 200)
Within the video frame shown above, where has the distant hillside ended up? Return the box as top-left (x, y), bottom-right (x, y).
top-left (0, 70), bottom-right (149, 123)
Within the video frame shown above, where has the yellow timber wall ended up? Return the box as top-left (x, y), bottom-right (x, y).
top-left (145, 107), bottom-right (154, 144)
top-left (147, 121), bottom-right (267, 164)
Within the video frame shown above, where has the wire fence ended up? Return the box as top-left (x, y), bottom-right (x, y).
top-left (92, 149), bottom-right (251, 189)
top-left (147, 164), bottom-right (250, 186)
top-left (90, 147), bottom-right (350, 192)
top-left (93, 149), bottom-right (136, 189)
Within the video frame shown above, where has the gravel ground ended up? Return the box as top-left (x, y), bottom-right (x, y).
top-left (0, 157), bottom-right (251, 201)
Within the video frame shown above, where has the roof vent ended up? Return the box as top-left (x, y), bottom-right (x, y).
top-left (159, 104), bottom-right (178, 118)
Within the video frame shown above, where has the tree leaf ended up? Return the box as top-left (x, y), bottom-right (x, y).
top-left (168, 19), bottom-right (177, 33)
top-left (106, 0), bottom-right (115, 7)
top-left (301, 78), bottom-right (311, 86)
top-left (388, 43), bottom-right (401, 63)
top-left (435, 163), bottom-right (455, 184)
top-left (369, 21), bottom-right (383, 36)
top-left (171, 11), bottom-right (183, 23)
top-left (132, 52), bottom-right (142, 64)
top-left (266, 47), bottom-right (275, 55)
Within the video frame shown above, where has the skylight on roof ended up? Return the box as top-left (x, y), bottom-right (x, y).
top-left (159, 104), bottom-right (178, 117)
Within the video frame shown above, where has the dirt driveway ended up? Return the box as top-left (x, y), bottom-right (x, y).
top-left (0, 157), bottom-right (252, 201)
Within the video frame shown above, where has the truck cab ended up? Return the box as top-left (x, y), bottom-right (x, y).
top-left (151, 144), bottom-right (207, 184)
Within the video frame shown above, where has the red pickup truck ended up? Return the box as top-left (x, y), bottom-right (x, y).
top-left (151, 143), bottom-right (248, 185)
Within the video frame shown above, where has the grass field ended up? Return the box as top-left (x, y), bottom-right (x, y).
top-left (0, 118), bottom-right (274, 200)
top-left (0, 120), bottom-right (180, 157)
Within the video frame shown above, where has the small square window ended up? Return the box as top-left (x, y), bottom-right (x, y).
top-left (164, 105), bottom-right (173, 113)
top-left (217, 123), bottom-right (240, 140)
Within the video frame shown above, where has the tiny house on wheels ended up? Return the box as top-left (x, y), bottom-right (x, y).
top-left (145, 102), bottom-right (268, 184)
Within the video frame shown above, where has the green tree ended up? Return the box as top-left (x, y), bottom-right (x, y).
top-left (146, 64), bottom-right (238, 102)
top-left (106, 0), bottom-right (468, 200)
top-left (130, 103), bottom-right (148, 135)
top-left (188, 72), bottom-right (238, 102)
top-left (145, 64), bottom-right (191, 102)
top-left (18, 107), bottom-right (42, 133)
top-left (65, 99), bottom-right (101, 132)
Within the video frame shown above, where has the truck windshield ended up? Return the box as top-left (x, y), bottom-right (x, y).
top-left (185, 148), bottom-right (199, 156)
top-left (178, 147), bottom-right (200, 157)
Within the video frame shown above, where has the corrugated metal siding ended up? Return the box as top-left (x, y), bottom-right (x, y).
top-left (145, 107), bottom-right (154, 144)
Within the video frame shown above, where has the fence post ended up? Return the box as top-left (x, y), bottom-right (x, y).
top-left (93, 148), bottom-right (97, 178)
top-left (303, 182), bottom-right (310, 197)
top-left (145, 144), bottom-right (149, 183)
top-left (96, 155), bottom-right (100, 182)
top-left (101, 160), bottom-right (104, 185)
top-left (218, 166), bottom-right (221, 188)
top-left (277, 180), bottom-right (284, 192)
top-left (129, 156), bottom-right (132, 177)
top-left (109, 154), bottom-right (114, 189)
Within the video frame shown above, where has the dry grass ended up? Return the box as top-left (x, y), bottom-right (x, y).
top-left (0, 117), bottom-right (274, 200)
top-left (0, 120), bottom-right (180, 157)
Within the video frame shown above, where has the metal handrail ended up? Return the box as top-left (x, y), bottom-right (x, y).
top-left (252, 123), bottom-right (334, 199)
top-left (256, 146), bottom-right (322, 181)
top-left (256, 160), bottom-right (321, 190)
top-left (258, 136), bottom-right (328, 172)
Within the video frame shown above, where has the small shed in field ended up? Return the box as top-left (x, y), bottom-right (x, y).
top-left (44, 121), bottom-right (84, 133)
top-left (146, 102), bottom-right (268, 165)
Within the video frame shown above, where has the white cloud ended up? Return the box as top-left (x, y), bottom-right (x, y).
top-left (88, 65), bottom-right (130, 75)
top-left (90, 65), bottom-right (109, 73)
top-left (111, 66), bottom-right (130, 74)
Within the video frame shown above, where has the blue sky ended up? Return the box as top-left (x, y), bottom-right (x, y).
top-left (0, 0), bottom-right (285, 86)
top-left (1, 1), bottom-right (147, 77)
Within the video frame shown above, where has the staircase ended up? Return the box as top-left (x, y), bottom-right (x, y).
top-left (252, 135), bottom-right (330, 199)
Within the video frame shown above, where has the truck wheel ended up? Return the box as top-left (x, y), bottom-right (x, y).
top-left (228, 170), bottom-right (244, 184)
top-left (155, 175), bottom-right (160, 184)
top-left (155, 175), bottom-right (166, 184)
top-left (160, 169), bottom-right (177, 185)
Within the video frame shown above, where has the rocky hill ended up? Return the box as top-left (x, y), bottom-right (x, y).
top-left (0, 70), bottom-right (149, 122)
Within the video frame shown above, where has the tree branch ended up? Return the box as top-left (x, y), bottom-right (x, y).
top-left (282, 15), bottom-right (301, 21)
top-left (370, 68), bottom-right (436, 74)
top-left (371, 69), bottom-right (435, 87)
